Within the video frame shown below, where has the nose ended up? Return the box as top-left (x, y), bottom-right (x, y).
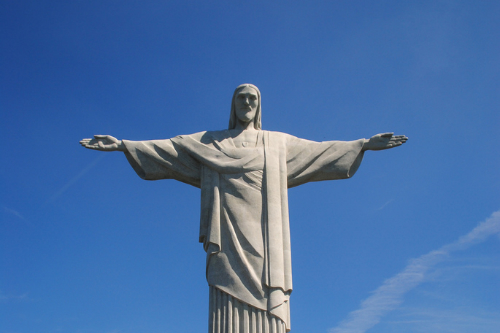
top-left (243, 97), bottom-right (250, 105)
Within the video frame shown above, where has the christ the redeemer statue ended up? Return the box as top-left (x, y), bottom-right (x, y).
top-left (80, 84), bottom-right (407, 333)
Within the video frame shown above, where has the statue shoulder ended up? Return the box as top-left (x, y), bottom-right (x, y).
top-left (265, 130), bottom-right (299, 142)
top-left (203, 130), bottom-right (231, 143)
top-left (174, 130), bottom-right (206, 139)
top-left (174, 130), bottom-right (233, 145)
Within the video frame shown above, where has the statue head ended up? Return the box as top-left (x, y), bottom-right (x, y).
top-left (228, 84), bottom-right (262, 130)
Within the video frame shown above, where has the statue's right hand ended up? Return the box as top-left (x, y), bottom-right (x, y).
top-left (79, 135), bottom-right (125, 151)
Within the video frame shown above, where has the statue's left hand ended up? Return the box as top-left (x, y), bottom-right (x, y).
top-left (363, 133), bottom-right (408, 151)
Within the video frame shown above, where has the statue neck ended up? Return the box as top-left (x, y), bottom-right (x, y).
top-left (234, 120), bottom-right (256, 131)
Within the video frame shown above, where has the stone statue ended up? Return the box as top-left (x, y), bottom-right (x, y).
top-left (80, 84), bottom-right (407, 333)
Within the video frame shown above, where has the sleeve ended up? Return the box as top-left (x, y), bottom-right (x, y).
top-left (122, 138), bottom-right (202, 188)
top-left (286, 135), bottom-right (365, 188)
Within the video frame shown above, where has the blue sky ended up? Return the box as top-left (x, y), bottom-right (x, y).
top-left (1, 1), bottom-right (499, 332)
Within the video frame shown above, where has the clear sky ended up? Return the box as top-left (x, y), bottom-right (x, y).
top-left (1, 1), bottom-right (499, 332)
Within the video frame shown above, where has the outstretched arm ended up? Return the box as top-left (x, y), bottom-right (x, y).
top-left (80, 135), bottom-right (126, 152)
top-left (362, 132), bottom-right (408, 151)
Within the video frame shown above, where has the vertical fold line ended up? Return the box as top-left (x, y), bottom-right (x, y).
top-left (209, 286), bottom-right (214, 333)
top-left (222, 292), bottom-right (227, 333)
top-left (257, 309), bottom-right (263, 333)
top-left (233, 297), bottom-right (239, 333)
top-left (227, 294), bottom-right (232, 333)
top-left (264, 311), bottom-right (270, 333)
top-left (243, 302), bottom-right (250, 333)
top-left (251, 307), bottom-right (257, 333)
top-left (216, 287), bottom-right (221, 333)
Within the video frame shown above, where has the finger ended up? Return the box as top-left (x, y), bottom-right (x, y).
top-left (94, 135), bottom-right (108, 139)
top-left (380, 132), bottom-right (394, 137)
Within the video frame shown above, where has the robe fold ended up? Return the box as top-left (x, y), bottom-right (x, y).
top-left (122, 130), bottom-right (365, 331)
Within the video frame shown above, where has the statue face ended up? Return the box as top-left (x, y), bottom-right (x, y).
top-left (234, 86), bottom-right (259, 124)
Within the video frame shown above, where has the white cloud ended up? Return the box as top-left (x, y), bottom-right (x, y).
top-left (376, 199), bottom-right (394, 211)
top-left (2, 205), bottom-right (35, 227)
top-left (3, 205), bottom-right (25, 220)
top-left (329, 210), bottom-right (500, 333)
top-left (45, 154), bottom-right (107, 204)
top-left (384, 306), bottom-right (500, 333)
top-left (0, 291), bottom-right (29, 302)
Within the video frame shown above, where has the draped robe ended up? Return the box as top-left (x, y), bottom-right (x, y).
top-left (122, 130), bottom-right (365, 331)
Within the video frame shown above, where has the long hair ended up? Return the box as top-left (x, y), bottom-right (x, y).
top-left (228, 84), bottom-right (262, 130)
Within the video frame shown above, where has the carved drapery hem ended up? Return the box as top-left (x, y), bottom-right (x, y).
top-left (209, 286), bottom-right (289, 333)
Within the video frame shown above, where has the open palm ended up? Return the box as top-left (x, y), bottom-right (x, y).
top-left (363, 132), bottom-right (408, 151)
top-left (79, 135), bottom-right (124, 151)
